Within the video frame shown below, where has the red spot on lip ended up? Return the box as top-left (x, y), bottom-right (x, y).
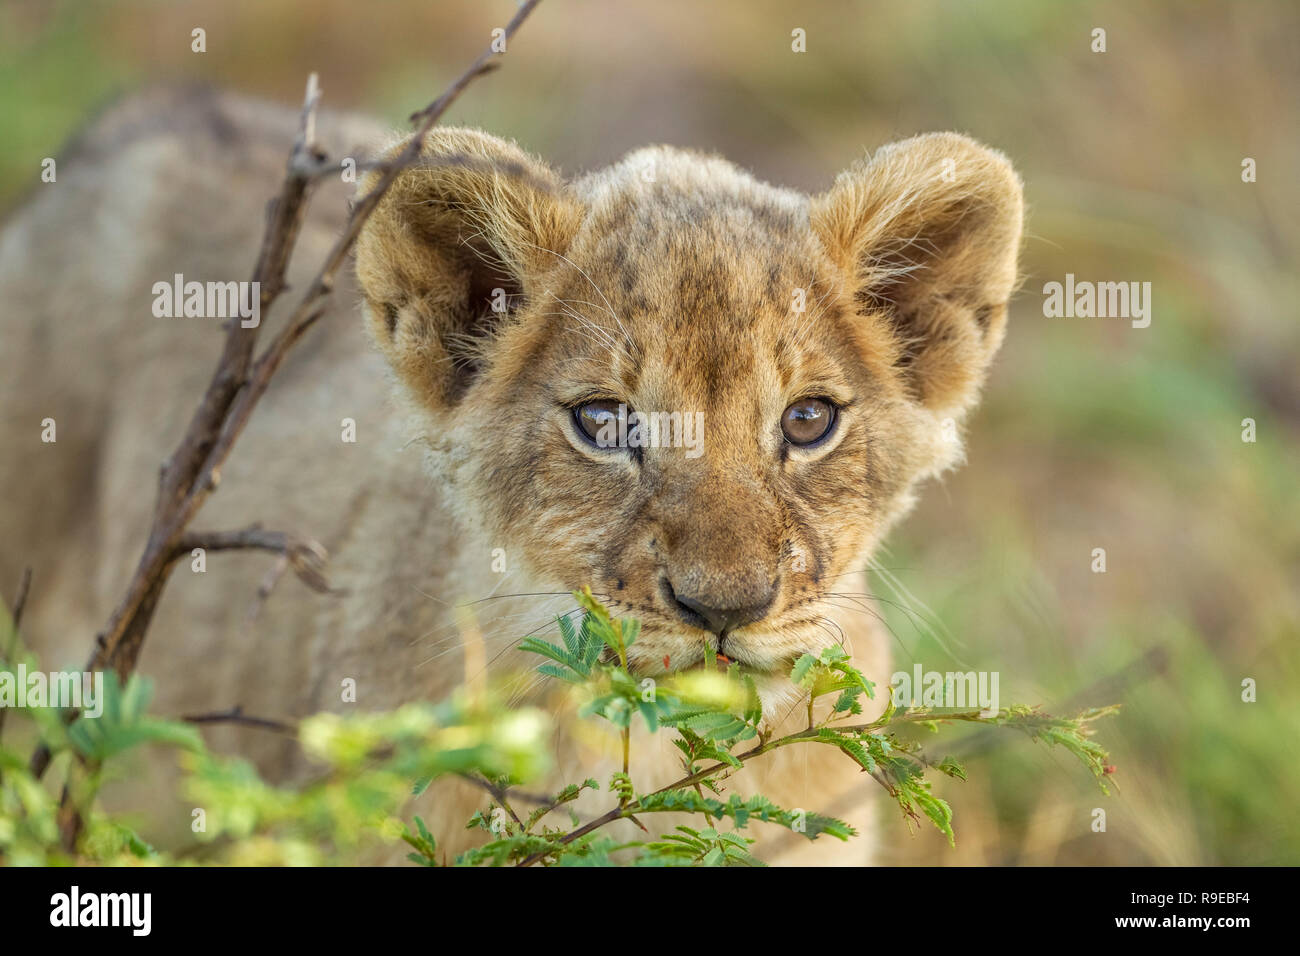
top-left (716, 652), bottom-right (733, 666)
top-left (663, 655), bottom-right (671, 670)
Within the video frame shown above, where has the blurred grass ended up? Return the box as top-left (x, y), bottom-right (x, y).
top-left (2, 0), bottom-right (1296, 864)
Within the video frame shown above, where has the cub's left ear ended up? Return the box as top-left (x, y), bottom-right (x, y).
top-left (811, 132), bottom-right (1024, 416)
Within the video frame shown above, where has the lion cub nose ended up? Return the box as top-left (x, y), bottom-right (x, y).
top-left (667, 578), bottom-right (778, 636)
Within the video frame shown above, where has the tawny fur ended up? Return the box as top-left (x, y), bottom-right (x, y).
top-left (0, 88), bottom-right (1022, 864)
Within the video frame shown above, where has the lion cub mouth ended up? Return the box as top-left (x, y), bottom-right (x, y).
top-left (631, 638), bottom-right (801, 679)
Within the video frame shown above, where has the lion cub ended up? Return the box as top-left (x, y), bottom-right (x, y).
top-left (0, 90), bottom-right (1021, 863)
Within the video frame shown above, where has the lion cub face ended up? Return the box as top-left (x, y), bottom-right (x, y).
top-left (356, 130), bottom-right (1022, 676)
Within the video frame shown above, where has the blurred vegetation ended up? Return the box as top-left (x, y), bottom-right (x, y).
top-left (1, 0), bottom-right (1296, 864)
top-left (2, 594), bottom-right (1116, 866)
top-left (0, 669), bottom-right (552, 865)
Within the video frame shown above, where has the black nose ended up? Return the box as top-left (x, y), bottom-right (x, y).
top-left (666, 579), bottom-right (777, 636)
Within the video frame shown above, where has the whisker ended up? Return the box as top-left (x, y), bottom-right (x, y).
top-left (459, 591), bottom-right (592, 607)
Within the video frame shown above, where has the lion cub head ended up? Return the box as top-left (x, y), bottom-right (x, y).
top-left (355, 129), bottom-right (1022, 676)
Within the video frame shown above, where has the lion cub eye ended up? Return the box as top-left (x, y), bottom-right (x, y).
top-left (574, 399), bottom-right (627, 447)
top-left (781, 397), bottom-right (837, 447)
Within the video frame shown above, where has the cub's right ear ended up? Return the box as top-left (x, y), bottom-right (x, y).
top-left (354, 129), bottom-right (583, 408)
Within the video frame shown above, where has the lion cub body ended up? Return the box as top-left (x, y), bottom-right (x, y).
top-left (0, 88), bottom-right (1021, 863)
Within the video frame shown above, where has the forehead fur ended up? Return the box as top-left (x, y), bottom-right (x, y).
top-left (487, 146), bottom-right (900, 413)
top-left (572, 146), bottom-right (819, 320)
top-left (577, 145), bottom-right (808, 229)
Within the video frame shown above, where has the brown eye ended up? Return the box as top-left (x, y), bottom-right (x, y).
top-left (781, 398), bottom-right (837, 447)
top-left (574, 399), bottom-right (626, 447)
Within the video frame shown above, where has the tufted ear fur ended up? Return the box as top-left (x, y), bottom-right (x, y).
top-left (811, 132), bottom-right (1024, 417)
top-left (354, 129), bottom-right (584, 408)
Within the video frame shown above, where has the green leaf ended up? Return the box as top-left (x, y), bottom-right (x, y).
top-left (66, 674), bottom-right (203, 761)
top-left (790, 653), bottom-right (818, 686)
top-left (935, 756), bottom-right (967, 780)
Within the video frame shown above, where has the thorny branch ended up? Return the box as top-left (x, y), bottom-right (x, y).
top-left (514, 708), bottom-right (1003, 867)
top-left (173, 525), bottom-right (333, 595)
top-left (26, 0), bottom-right (546, 827)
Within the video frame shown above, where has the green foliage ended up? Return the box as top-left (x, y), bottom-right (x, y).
top-left (445, 593), bottom-right (1114, 863)
top-left (401, 814), bottom-right (438, 867)
top-left (66, 674), bottom-right (204, 761)
top-left (517, 600), bottom-right (606, 684)
top-left (639, 826), bottom-right (764, 867)
top-left (0, 747), bottom-right (62, 864)
top-left (0, 591), bottom-right (1116, 866)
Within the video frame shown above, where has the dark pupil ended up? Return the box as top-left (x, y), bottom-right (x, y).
top-left (578, 401), bottom-right (622, 444)
top-left (784, 400), bottom-right (831, 444)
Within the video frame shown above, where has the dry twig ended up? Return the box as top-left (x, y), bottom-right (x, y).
top-left (28, 0), bottom-right (546, 799)
top-left (182, 705), bottom-right (297, 736)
